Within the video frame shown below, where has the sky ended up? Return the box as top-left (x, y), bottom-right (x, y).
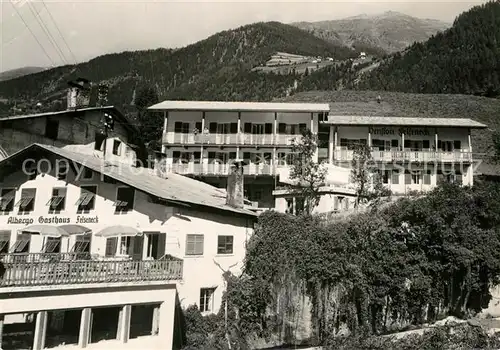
top-left (0, 0), bottom-right (487, 73)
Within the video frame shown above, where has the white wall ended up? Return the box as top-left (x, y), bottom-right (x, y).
top-left (0, 158), bottom-right (254, 314)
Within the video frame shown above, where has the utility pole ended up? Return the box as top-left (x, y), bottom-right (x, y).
top-left (213, 260), bottom-right (238, 350)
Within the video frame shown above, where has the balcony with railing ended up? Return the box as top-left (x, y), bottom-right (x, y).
top-left (0, 256), bottom-right (184, 288)
top-left (0, 252), bottom-right (91, 263)
top-left (334, 148), bottom-right (474, 163)
top-left (162, 132), bottom-right (299, 146)
top-left (167, 162), bottom-right (275, 176)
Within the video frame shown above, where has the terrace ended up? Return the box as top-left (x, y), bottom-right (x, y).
top-left (334, 148), bottom-right (474, 163)
top-left (0, 254), bottom-right (183, 288)
top-left (162, 132), bottom-right (296, 146)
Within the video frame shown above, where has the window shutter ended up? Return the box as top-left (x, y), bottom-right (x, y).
top-left (193, 152), bottom-right (201, 160)
top-left (229, 123), bottom-right (238, 133)
top-left (209, 123), bottom-right (217, 133)
top-left (391, 139), bottom-right (399, 149)
top-left (423, 171), bottom-right (431, 185)
top-left (405, 172), bottom-right (411, 184)
top-left (423, 140), bottom-right (430, 149)
top-left (105, 237), bottom-right (117, 256)
top-left (392, 170), bottom-right (400, 185)
top-left (133, 235), bottom-right (144, 258)
top-left (404, 140), bottom-right (410, 149)
top-left (437, 140), bottom-right (442, 150)
top-left (208, 152), bottom-right (216, 160)
top-left (173, 151), bottom-right (180, 159)
top-left (299, 123), bottom-right (307, 133)
top-left (244, 123), bottom-right (252, 133)
top-left (195, 122), bottom-right (202, 131)
top-left (278, 123), bottom-right (286, 133)
top-left (243, 152), bottom-right (250, 160)
top-left (156, 234), bottom-right (166, 259)
top-left (174, 122), bottom-right (182, 133)
top-left (229, 152), bottom-right (236, 160)
top-left (264, 123), bottom-right (273, 134)
top-left (453, 141), bottom-right (462, 151)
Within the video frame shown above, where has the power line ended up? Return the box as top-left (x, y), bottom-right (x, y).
top-left (40, 0), bottom-right (78, 65)
top-left (9, 0), bottom-right (56, 67)
top-left (26, 1), bottom-right (68, 65)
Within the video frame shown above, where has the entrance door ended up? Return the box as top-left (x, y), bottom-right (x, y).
top-left (131, 235), bottom-right (144, 261)
top-left (146, 232), bottom-right (166, 259)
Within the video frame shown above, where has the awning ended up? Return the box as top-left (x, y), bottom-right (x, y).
top-left (94, 225), bottom-right (143, 238)
top-left (59, 224), bottom-right (92, 235)
top-left (19, 225), bottom-right (70, 237)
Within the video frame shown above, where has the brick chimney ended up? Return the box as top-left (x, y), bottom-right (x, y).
top-left (226, 160), bottom-right (246, 209)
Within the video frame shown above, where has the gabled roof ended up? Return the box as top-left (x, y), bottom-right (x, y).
top-left (0, 144), bottom-right (257, 219)
top-left (326, 115), bottom-right (487, 129)
top-left (148, 100), bottom-right (330, 113)
top-left (0, 106), bottom-right (139, 134)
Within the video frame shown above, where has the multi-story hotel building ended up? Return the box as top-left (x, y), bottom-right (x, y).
top-left (150, 100), bottom-right (487, 214)
top-left (149, 100), bottom-right (331, 210)
top-left (0, 143), bottom-right (256, 349)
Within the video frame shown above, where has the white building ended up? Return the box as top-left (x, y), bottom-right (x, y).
top-left (0, 143), bottom-right (256, 349)
top-left (149, 100), bottom-right (487, 216)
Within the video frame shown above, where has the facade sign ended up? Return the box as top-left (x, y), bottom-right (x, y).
top-left (6, 215), bottom-right (99, 225)
top-left (368, 126), bottom-right (431, 137)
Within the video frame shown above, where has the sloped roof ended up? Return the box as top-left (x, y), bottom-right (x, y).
top-left (0, 106), bottom-right (138, 134)
top-left (326, 115), bottom-right (486, 128)
top-left (0, 144), bottom-right (257, 218)
top-left (148, 100), bottom-right (330, 113)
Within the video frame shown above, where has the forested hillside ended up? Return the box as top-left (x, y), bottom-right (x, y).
top-left (0, 21), bottom-right (356, 115)
top-left (355, 1), bottom-right (500, 97)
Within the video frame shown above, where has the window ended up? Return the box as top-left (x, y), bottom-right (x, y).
top-left (185, 234), bottom-right (204, 256)
top-left (0, 230), bottom-right (10, 254)
top-left (15, 188), bottom-right (36, 213)
top-left (391, 170), bottom-right (400, 185)
top-left (295, 197), bottom-right (305, 215)
top-left (45, 119), bottom-right (59, 140)
top-left (82, 168), bottom-right (93, 180)
top-left (119, 236), bottom-right (133, 255)
top-left (43, 237), bottom-right (61, 253)
top-left (199, 288), bottom-right (216, 313)
top-left (423, 170), bottom-right (432, 185)
top-left (382, 170), bottom-right (390, 184)
top-left (76, 185), bottom-right (97, 213)
top-left (47, 188), bottom-right (66, 213)
top-left (112, 140), bottom-right (121, 155)
top-left (145, 232), bottom-right (166, 259)
top-left (94, 132), bottom-right (106, 151)
top-left (217, 236), bottom-right (234, 255)
top-left (285, 198), bottom-right (293, 214)
top-left (105, 237), bottom-right (118, 257)
top-left (411, 171), bottom-right (421, 185)
top-left (0, 188), bottom-right (15, 213)
top-left (114, 187), bottom-right (135, 213)
top-left (56, 163), bottom-right (68, 180)
top-left (72, 234), bottom-right (91, 253)
top-left (12, 235), bottom-right (30, 253)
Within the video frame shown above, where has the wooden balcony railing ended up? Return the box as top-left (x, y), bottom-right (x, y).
top-left (334, 149), bottom-right (474, 162)
top-left (168, 163), bottom-right (275, 176)
top-left (0, 252), bottom-right (92, 263)
top-left (162, 132), bottom-right (298, 146)
top-left (0, 259), bottom-right (183, 287)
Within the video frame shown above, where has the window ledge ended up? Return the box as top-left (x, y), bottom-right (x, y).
top-left (183, 255), bottom-right (203, 259)
top-left (215, 254), bottom-right (235, 258)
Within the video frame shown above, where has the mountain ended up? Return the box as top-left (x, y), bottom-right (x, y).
top-left (291, 11), bottom-right (450, 55)
top-left (0, 21), bottom-right (356, 115)
top-left (354, 2), bottom-right (500, 97)
top-left (0, 67), bottom-right (46, 82)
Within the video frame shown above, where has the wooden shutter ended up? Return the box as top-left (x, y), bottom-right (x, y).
top-left (132, 235), bottom-right (144, 260)
top-left (404, 171), bottom-right (411, 184)
top-left (423, 171), bottom-right (431, 185)
top-left (392, 170), bottom-right (400, 184)
top-left (156, 234), bottom-right (166, 259)
top-left (244, 123), bottom-right (252, 133)
top-left (230, 123), bottom-right (238, 133)
top-left (209, 123), bottom-right (217, 133)
top-left (264, 123), bottom-right (273, 134)
top-left (174, 122), bottom-right (182, 133)
top-left (278, 123), bottom-right (286, 133)
top-left (105, 237), bottom-right (117, 256)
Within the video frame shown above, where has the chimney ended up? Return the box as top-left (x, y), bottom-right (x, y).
top-left (226, 159), bottom-right (246, 209)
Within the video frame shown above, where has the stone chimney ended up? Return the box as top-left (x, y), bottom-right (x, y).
top-left (226, 160), bottom-right (246, 209)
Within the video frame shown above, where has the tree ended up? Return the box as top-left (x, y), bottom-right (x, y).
top-left (288, 129), bottom-right (327, 215)
top-left (350, 143), bottom-right (391, 208)
top-left (134, 85), bottom-right (161, 148)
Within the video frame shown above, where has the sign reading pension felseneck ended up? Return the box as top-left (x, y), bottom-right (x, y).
top-left (368, 127), bottom-right (431, 136)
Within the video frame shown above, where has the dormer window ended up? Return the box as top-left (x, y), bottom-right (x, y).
top-left (114, 187), bottom-right (135, 213)
top-left (112, 140), bottom-right (121, 156)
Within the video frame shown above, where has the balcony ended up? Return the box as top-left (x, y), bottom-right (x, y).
top-left (162, 132), bottom-right (298, 146)
top-left (334, 149), bottom-right (474, 163)
top-left (1, 258), bottom-right (183, 287)
top-left (0, 252), bottom-right (91, 263)
top-left (168, 162), bottom-right (275, 176)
